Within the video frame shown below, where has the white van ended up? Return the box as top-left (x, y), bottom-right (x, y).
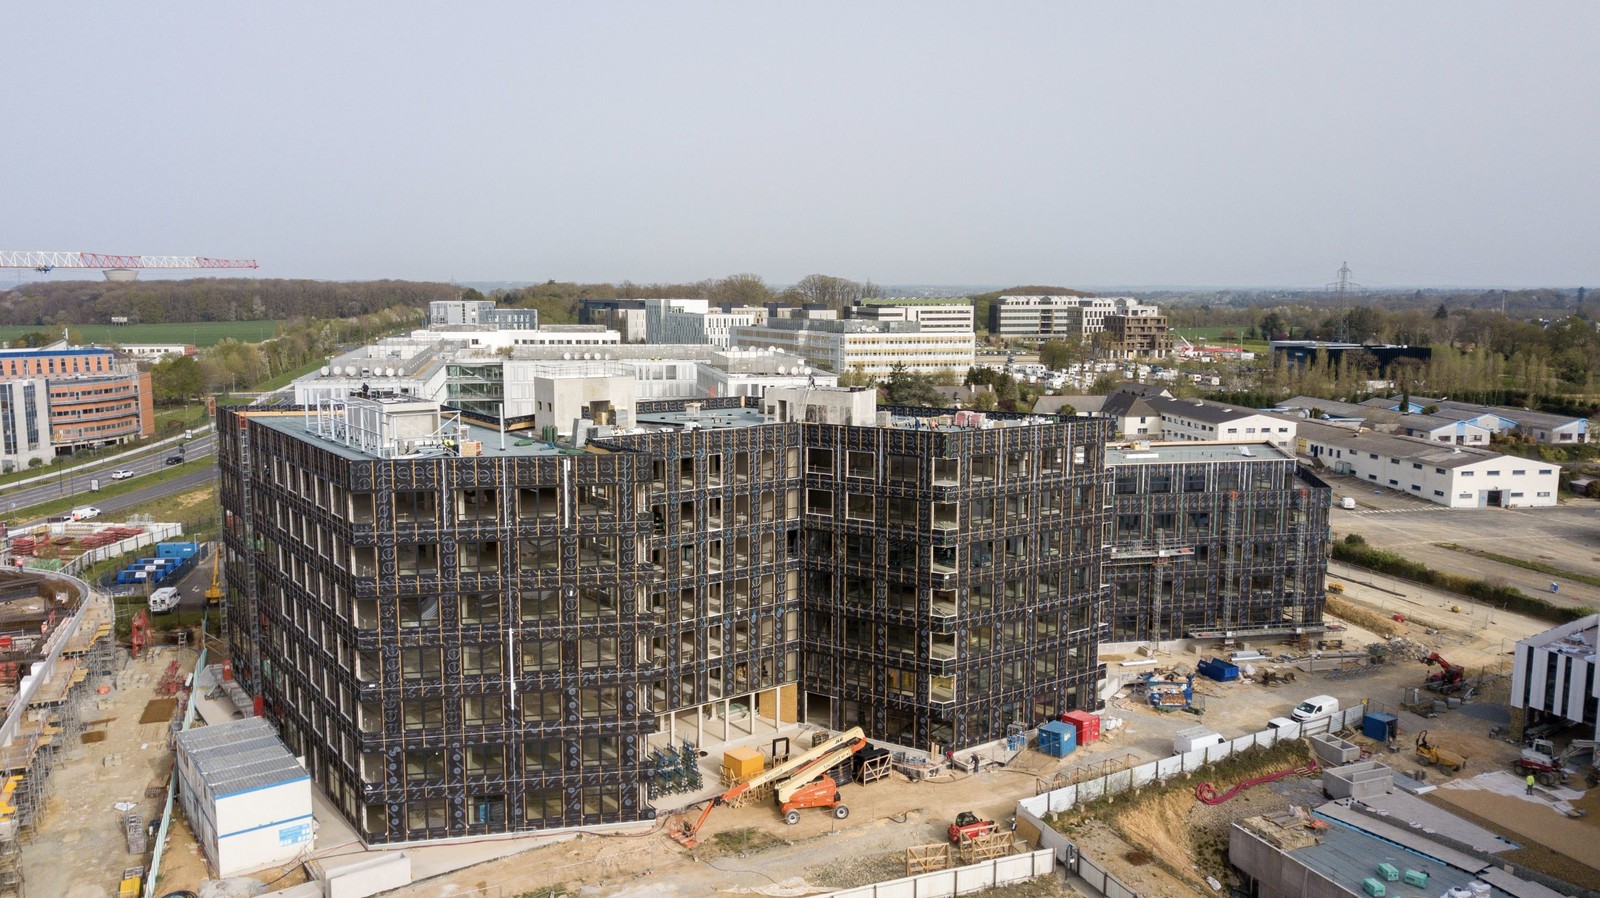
top-left (149, 587), bottom-right (181, 614)
top-left (1290, 695), bottom-right (1340, 722)
top-left (1340, 497), bottom-right (1357, 510)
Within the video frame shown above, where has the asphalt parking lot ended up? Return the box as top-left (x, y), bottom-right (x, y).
top-left (1318, 470), bottom-right (1600, 612)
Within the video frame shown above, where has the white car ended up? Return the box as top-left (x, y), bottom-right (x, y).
top-left (110, 469), bottom-right (135, 481)
top-left (71, 506), bottom-right (101, 520)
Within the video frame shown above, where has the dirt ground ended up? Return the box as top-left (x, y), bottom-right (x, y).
top-left (372, 570), bottom-right (1571, 898)
top-left (21, 645), bottom-right (199, 898)
top-left (24, 494), bottom-right (1598, 898)
top-left (1055, 565), bottom-right (1593, 898)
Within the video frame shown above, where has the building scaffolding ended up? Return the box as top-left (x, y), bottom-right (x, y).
top-left (1104, 444), bottom-right (1332, 645)
top-left (215, 397), bottom-right (1333, 845)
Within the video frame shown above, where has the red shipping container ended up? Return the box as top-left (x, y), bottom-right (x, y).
top-left (1061, 710), bottom-right (1100, 745)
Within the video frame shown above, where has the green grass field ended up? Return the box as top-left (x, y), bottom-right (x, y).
top-left (0, 320), bottom-right (283, 347)
top-left (1172, 326), bottom-right (1270, 353)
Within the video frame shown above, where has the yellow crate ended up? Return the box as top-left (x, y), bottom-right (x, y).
top-left (722, 747), bottom-right (764, 782)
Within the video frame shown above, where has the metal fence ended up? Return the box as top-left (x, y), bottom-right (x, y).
top-left (819, 850), bottom-right (1055, 898)
top-left (1015, 705), bottom-right (1369, 898)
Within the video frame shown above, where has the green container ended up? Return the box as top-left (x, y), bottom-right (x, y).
top-left (1362, 878), bottom-right (1387, 897)
top-left (1403, 870), bottom-right (1429, 887)
top-left (1376, 863), bottom-right (1400, 882)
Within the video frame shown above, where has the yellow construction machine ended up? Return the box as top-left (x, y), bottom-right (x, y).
top-left (1415, 730), bottom-right (1466, 772)
top-left (204, 541), bottom-right (223, 606)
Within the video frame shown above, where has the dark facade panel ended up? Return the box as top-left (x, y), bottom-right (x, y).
top-left (219, 404), bottom-right (1319, 845)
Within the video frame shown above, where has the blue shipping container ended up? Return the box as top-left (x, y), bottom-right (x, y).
top-left (1197, 657), bottom-right (1240, 682)
top-left (158, 542), bottom-right (200, 559)
top-left (1037, 720), bottom-right (1077, 757)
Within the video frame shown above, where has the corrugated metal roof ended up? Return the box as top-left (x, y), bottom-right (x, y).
top-left (176, 717), bottom-right (306, 798)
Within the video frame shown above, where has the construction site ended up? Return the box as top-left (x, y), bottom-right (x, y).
top-left (1, 392), bottom-right (1595, 898)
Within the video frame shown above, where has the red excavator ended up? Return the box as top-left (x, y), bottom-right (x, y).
top-left (671, 727), bottom-right (868, 847)
top-left (1422, 653), bottom-right (1466, 694)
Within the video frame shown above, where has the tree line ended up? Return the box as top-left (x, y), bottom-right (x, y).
top-left (0, 278), bottom-right (460, 327)
top-left (148, 306), bottom-right (426, 401)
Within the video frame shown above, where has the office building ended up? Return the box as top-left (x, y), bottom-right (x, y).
top-left (217, 389), bottom-right (1328, 844)
top-left (731, 318), bottom-right (975, 376)
top-left (1510, 614), bottom-right (1598, 742)
top-left (848, 300), bottom-right (975, 333)
top-left (578, 299), bottom-right (650, 343)
top-left (1145, 397), bottom-right (1297, 450)
top-left (1104, 442), bottom-right (1331, 644)
top-left (0, 379), bottom-right (51, 471)
top-left (429, 300), bottom-right (538, 331)
top-left (988, 296), bottom-right (1164, 344)
top-left (0, 347), bottom-right (154, 457)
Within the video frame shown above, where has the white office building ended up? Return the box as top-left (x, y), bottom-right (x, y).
top-left (989, 295), bottom-right (1162, 341)
top-left (0, 379), bottom-right (52, 472)
top-left (657, 304), bottom-right (768, 349)
top-left (1145, 397), bottom-right (1297, 450)
top-left (1511, 614), bottom-right (1599, 742)
top-left (429, 299), bottom-right (538, 330)
top-left (731, 318), bottom-right (975, 376)
top-left (294, 339), bottom-right (829, 428)
top-left (850, 301), bottom-right (975, 333)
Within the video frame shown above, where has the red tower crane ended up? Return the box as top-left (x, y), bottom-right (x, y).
top-left (0, 250), bottom-right (258, 281)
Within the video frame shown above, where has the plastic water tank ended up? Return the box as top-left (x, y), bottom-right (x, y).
top-left (1443, 888), bottom-right (1473, 898)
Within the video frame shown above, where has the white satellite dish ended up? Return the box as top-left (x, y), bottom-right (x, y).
top-left (777, 366), bottom-right (787, 375)
top-left (563, 352), bottom-right (572, 360)
top-left (386, 367), bottom-right (396, 377)
top-left (320, 366), bottom-right (329, 376)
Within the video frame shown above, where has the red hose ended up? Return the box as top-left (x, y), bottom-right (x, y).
top-left (1195, 757), bottom-right (1320, 805)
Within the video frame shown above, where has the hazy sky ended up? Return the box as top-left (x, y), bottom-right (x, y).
top-left (4, 3), bottom-right (1596, 288)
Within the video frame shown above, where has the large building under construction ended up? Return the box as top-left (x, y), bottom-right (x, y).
top-left (216, 390), bottom-right (1329, 844)
top-left (1103, 443), bottom-right (1331, 643)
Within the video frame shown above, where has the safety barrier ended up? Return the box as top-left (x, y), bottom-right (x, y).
top-left (817, 849), bottom-right (1054, 898)
top-left (1015, 704), bottom-right (1367, 898)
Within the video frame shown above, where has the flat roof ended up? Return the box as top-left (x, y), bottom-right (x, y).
top-left (252, 408), bottom-right (578, 460)
top-left (1105, 441), bottom-right (1293, 466)
top-left (1291, 824), bottom-right (1515, 898)
top-left (0, 347), bottom-right (114, 358)
top-left (632, 407), bottom-right (771, 431)
top-left (1353, 791), bottom-right (1519, 854)
top-left (1517, 614), bottom-right (1598, 658)
top-left (176, 717), bottom-right (307, 798)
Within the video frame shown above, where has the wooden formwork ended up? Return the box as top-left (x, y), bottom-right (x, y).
top-left (857, 753), bottom-right (892, 785)
top-left (906, 843), bottom-right (950, 875)
top-left (724, 780), bottom-right (773, 808)
top-left (959, 831), bottom-right (1015, 863)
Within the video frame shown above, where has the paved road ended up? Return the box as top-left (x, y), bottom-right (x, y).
top-left (1328, 481), bottom-right (1600, 613)
top-left (12, 467), bottom-right (216, 533)
top-left (1, 433), bottom-right (216, 519)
